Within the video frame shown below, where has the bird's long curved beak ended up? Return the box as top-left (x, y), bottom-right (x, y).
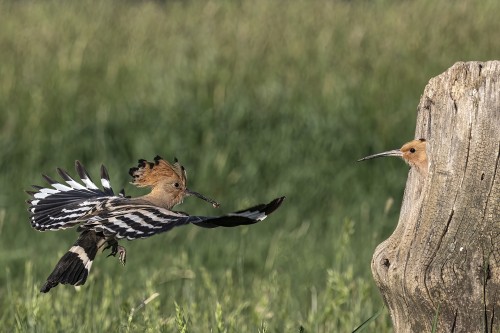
top-left (357, 149), bottom-right (402, 162)
top-left (186, 189), bottom-right (220, 208)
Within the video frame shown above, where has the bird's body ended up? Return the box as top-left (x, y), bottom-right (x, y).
top-left (27, 156), bottom-right (285, 292)
top-left (358, 139), bottom-right (428, 174)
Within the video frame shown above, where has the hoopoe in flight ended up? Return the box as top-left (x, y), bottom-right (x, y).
top-left (27, 156), bottom-right (285, 293)
top-left (358, 139), bottom-right (428, 174)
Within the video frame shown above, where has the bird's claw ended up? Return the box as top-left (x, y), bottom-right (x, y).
top-left (103, 242), bottom-right (127, 266)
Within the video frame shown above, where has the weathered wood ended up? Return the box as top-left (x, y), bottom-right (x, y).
top-left (372, 61), bottom-right (500, 332)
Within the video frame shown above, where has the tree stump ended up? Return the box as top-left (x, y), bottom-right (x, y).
top-left (372, 61), bottom-right (500, 332)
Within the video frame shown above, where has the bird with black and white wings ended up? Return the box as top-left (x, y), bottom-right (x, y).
top-left (26, 156), bottom-right (285, 293)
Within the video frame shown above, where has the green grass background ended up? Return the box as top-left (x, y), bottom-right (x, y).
top-left (0, 0), bottom-right (498, 331)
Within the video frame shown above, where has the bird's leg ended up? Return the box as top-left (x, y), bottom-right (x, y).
top-left (102, 238), bottom-right (127, 266)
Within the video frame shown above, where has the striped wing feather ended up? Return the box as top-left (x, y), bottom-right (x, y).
top-left (78, 197), bottom-right (286, 240)
top-left (27, 161), bottom-right (120, 231)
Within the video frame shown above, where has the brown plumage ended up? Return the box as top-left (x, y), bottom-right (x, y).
top-left (358, 139), bottom-right (428, 174)
top-left (129, 156), bottom-right (219, 210)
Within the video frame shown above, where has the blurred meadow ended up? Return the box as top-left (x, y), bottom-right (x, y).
top-left (0, 0), bottom-right (499, 331)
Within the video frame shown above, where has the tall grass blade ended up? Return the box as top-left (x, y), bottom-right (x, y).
top-left (351, 306), bottom-right (385, 333)
top-left (431, 304), bottom-right (440, 333)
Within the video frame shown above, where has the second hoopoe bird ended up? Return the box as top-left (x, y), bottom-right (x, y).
top-left (27, 156), bottom-right (285, 293)
top-left (358, 138), bottom-right (428, 174)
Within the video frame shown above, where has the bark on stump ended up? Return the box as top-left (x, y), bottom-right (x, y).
top-left (372, 61), bottom-right (500, 333)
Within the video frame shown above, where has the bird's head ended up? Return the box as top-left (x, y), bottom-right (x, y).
top-left (358, 139), bottom-right (428, 174)
top-left (129, 156), bottom-right (220, 209)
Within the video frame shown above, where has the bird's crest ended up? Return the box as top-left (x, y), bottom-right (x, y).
top-left (129, 156), bottom-right (186, 188)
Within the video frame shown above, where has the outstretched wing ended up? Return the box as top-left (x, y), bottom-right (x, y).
top-left (190, 196), bottom-right (285, 228)
top-left (27, 161), bottom-right (123, 231)
top-left (79, 197), bottom-right (286, 240)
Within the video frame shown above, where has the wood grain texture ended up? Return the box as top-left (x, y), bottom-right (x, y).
top-left (372, 61), bottom-right (499, 333)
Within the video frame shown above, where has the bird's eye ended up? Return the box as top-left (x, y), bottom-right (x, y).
top-left (410, 148), bottom-right (416, 153)
top-left (174, 183), bottom-right (180, 188)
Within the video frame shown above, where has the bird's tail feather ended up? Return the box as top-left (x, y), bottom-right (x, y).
top-left (40, 231), bottom-right (101, 293)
